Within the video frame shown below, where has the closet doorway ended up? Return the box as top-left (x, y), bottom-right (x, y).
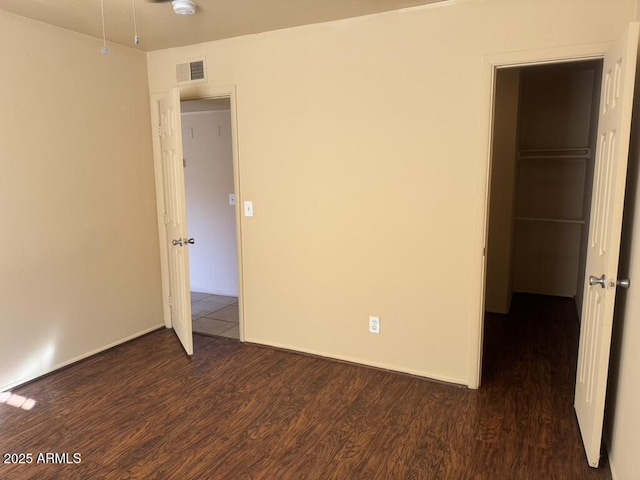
top-left (181, 98), bottom-right (240, 340)
top-left (477, 27), bottom-right (639, 468)
top-left (484, 60), bottom-right (603, 320)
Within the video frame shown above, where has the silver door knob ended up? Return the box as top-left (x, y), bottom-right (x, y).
top-left (617, 278), bottom-right (631, 288)
top-left (589, 274), bottom-right (606, 288)
top-left (172, 238), bottom-right (183, 247)
top-left (186, 238), bottom-right (195, 245)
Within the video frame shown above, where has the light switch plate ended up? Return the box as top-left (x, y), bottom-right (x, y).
top-left (229, 194), bottom-right (236, 206)
top-left (244, 201), bottom-right (254, 217)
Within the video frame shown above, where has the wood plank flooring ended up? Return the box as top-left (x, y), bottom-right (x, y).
top-left (0, 294), bottom-right (612, 479)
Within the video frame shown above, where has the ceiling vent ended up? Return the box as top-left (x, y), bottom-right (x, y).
top-left (176, 59), bottom-right (206, 84)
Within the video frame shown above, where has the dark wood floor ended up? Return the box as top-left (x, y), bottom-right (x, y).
top-left (1, 294), bottom-right (612, 479)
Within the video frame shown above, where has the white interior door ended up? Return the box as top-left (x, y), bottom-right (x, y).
top-left (159, 88), bottom-right (193, 355)
top-left (575, 23), bottom-right (639, 467)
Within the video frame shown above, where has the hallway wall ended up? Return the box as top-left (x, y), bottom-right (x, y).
top-left (182, 109), bottom-right (238, 296)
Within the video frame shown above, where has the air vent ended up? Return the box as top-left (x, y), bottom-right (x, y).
top-left (175, 59), bottom-right (206, 84)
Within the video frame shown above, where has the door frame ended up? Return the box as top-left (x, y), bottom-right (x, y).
top-left (150, 85), bottom-right (246, 342)
top-left (469, 42), bottom-right (612, 389)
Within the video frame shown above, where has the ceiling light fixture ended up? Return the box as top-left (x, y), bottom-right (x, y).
top-left (132, 0), bottom-right (140, 45)
top-left (100, 0), bottom-right (109, 55)
top-left (172, 0), bottom-right (196, 15)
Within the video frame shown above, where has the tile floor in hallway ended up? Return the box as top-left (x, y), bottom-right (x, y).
top-left (191, 292), bottom-right (239, 340)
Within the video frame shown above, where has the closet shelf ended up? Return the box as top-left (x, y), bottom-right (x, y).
top-left (515, 217), bottom-right (585, 225)
top-left (519, 148), bottom-right (591, 161)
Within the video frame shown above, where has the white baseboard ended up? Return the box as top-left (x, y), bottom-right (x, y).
top-left (1, 324), bottom-right (165, 392)
top-left (191, 287), bottom-right (238, 297)
top-left (242, 336), bottom-right (468, 386)
top-left (605, 440), bottom-right (619, 480)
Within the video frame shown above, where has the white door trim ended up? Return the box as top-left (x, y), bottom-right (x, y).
top-left (150, 85), bottom-right (246, 342)
top-left (469, 42), bottom-right (611, 389)
top-left (150, 92), bottom-right (172, 329)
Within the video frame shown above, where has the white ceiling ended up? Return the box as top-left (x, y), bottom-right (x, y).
top-left (0, 0), bottom-right (448, 52)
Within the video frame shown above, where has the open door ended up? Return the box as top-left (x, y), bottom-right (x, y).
top-left (575, 23), bottom-right (639, 467)
top-left (158, 88), bottom-right (193, 355)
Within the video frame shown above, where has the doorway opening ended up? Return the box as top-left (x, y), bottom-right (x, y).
top-left (181, 98), bottom-right (240, 340)
top-left (483, 60), bottom-right (603, 380)
top-left (475, 27), bottom-right (639, 469)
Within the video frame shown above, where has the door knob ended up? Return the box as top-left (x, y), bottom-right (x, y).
top-left (616, 278), bottom-right (631, 288)
top-left (589, 274), bottom-right (606, 288)
top-left (172, 238), bottom-right (183, 247)
top-left (186, 238), bottom-right (195, 245)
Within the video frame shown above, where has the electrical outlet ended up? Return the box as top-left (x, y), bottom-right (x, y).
top-left (369, 316), bottom-right (380, 334)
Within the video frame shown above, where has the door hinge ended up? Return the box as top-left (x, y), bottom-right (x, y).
top-left (164, 212), bottom-right (169, 225)
top-left (183, 158), bottom-right (186, 168)
top-left (168, 295), bottom-right (173, 308)
top-left (158, 124), bottom-right (162, 136)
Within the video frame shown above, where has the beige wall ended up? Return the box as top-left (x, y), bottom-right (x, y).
top-left (0, 0), bottom-right (637, 476)
top-left (147, 0), bottom-right (635, 385)
top-left (0, 11), bottom-right (162, 390)
top-left (605, 77), bottom-right (640, 480)
top-left (485, 68), bottom-right (519, 314)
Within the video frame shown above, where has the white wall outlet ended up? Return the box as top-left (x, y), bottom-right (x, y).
top-left (244, 201), bottom-right (254, 217)
top-left (369, 316), bottom-right (380, 334)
